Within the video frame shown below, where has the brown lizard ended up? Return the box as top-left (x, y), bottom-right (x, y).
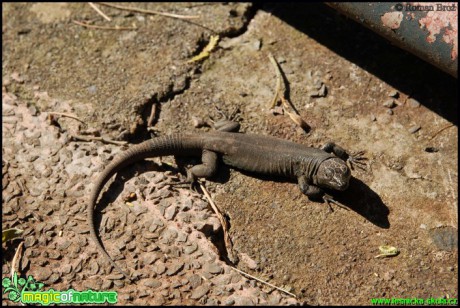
top-left (88, 121), bottom-right (366, 279)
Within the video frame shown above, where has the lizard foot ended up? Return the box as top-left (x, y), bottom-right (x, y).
top-left (323, 194), bottom-right (350, 212)
top-left (167, 171), bottom-right (199, 191)
top-left (212, 105), bottom-right (241, 122)
top-left (347, 150), bottom-right (368, 171)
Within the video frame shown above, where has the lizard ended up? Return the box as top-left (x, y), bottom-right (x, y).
top-left (88, 120), bottom-right (366, 279)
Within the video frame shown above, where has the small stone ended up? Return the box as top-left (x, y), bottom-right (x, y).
top-left (24, 236), bottom-right (38, 248)
top-left (164, 205), bottom-right (178, 220)
top-left (192, 116), bottom-right (206, 128)
top-left (176, 231), bottom-right (188, 242)
top-left (154, 263), bottom-right (166, 275)
top-left (184, 243), bottom-right (198, 255)
top-left (61, 264), bottom-right (72, 275)
top-left (370, 114), bottom-right (377, 122)
top-left (87, 85), bottom-right (97, 94)
top-left (143, 232), bottom-right (159, 240)
top-left (236, 297), bottom-right (254, 305)
top-left (408, 125), bottom-right (421, 134)
top-left (11, 72), bottom-right (24, 83)
top-left (270, 105), bottom-right (284, 115)
top-left (269, 294), bottom-right (282, 304)
top-left (224, 298), bottom-right (235, 306)
top-left (386, 109), bottom-right (393, 115)
top-left (420, 224), bottom-right (427, 229)
top-left (160, 227), bottom-right (178, 244)
top-left (102, 280), bottom-right (113, 290)
top-left (47, 273), bottom-right (60, 284)
top-left (188, 274), bottom-right (202, 288)
top-left (203, 262), bottom-right (222, 274)
top-left (383, 270), bottom-right (395, 281)
top-left (191, 260), bottom-right (202, 269)
top-left (143, 253), bottom-right (160, 265)
top-left (240, 253), bottom-right (258, 270)
top-left (88, 261), bottom-right (99, 275)
top-left (144, 278), bottom-right (162, 289)
top-left (34, 267), bottom-right (52, 281)
top-left (180, 198), bottom-right (193, 211)
top-left (119, 294), bottom-right (132, 301)
top-left (166, 261), bottom-right (184, 276)
top-left (251, 39), bottom-right (261, 51)
top-left (388, 90), bottom-right (399, 98)
top-left (190, 284), bottom-right (210, 300)
top-left (408, 98), bottom-right (420, 108)
top-left (47, 250), bottom-right (61, 260)
top-left (106, 274), bottom-right (124, 280)
top-left (383, 99), bottom-right (396, 108)
top-left (131, 204), bottom-right (148, 216)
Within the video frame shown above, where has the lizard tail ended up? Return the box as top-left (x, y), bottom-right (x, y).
top-left (88, 134), bottom-right (202, 280)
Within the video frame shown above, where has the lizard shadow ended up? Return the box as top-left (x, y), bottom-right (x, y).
top-left (216, 166), bottom-right (390, 229)
top-left (323, 177), bottom-right (390, 229)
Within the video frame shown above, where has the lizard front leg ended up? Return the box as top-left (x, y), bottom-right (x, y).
top-left (298, 175), bottom-right (324, 199)
top-left (298, 176), bottom-right (348, 212)
top-left (210, 105), bottom-right (241, 132)
top-left (213, 120), bottom-right (240, 133)
top-left (321, 142), bottom-right (367, 170)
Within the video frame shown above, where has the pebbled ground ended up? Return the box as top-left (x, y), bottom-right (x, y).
top-left (2, 2), bottom-right (458, 305)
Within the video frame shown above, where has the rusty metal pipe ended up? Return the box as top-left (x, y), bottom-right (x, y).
top-left (327, 2), bottom-right (458, 77)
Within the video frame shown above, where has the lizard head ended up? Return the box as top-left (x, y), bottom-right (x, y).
top-left (316, 158), bottom-right (350, 191)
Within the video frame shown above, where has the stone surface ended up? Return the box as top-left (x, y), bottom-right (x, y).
top-left (1, 2), bottom-right (457, 306)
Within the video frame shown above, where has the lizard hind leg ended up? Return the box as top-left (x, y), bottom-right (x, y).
top-left (186, 149), bottom-right (219, 183)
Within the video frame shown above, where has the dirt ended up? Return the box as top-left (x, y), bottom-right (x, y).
top-left (2, 2), bottom-right (458, 306)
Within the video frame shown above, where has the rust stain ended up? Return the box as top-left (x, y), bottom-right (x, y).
top-left (411, 2), bottom-right (458, 60)
top-left (381, 11), bottom-right (404, 30)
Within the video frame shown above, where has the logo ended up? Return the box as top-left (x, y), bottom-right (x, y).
top-left (2, 272), bottom-right (118, 305)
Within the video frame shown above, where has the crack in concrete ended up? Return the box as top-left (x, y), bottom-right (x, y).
top-left (135, 4), bottom-right (259, 141)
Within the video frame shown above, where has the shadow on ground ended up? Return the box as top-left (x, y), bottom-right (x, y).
top-left (266, 3), bottom-right (458, 125)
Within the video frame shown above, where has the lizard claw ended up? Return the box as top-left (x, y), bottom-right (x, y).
top-left (168, 170), bottom-right (199, 191)
top-left (347, 150), bottom-right (368, 171)
top-left (323, 194), bottom-right (349, 212)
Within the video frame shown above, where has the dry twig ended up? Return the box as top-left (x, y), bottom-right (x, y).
top-left (268, 53), bottom-right (309, 130)
top-left (199, 183), bottom-right (237, 262)
top-left (47, 112), bottom-right (86, 125)
top-left (230, 266), bottom-right (297, 298)
top-left (429, 123), bottom-right (454, 140)
top-left (88, 2), bottom-right (111, 21)
top-left (71, 134), bottom-right (128, 145)
top-left (72, 20), bottom-right (137, 30)
top-left (268, 53), bottom-right (283, 109)
top-left (98, 2), bottom-right (200, 19)
top-left (188, 35), bottom-right (220, 63)
top-left (11, 242), bottom-right (24, 279)
top-left (147, 102), bottom-right (157, 128)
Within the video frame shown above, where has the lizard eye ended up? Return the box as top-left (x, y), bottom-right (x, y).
top-left (324, 168), bottom-right (334, 179)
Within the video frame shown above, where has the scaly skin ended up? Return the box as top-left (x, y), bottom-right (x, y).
top-left (88, 131), bottom-right (365, 279)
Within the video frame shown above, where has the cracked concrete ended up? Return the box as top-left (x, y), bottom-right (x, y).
top-left (2, 2), bottom-right (458, 306)
top-left (3, 2), bottom-right (254, 140)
